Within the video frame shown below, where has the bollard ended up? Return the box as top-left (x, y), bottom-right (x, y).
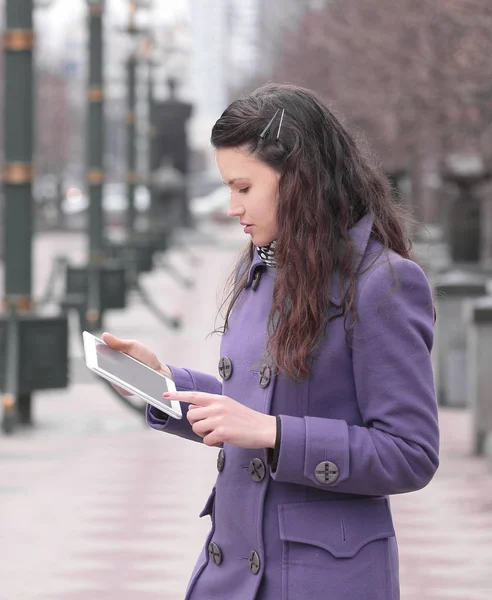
top-left (434, 269), bottom-right (487, 407)
top-left (467, 296), bottom-right (492, 455)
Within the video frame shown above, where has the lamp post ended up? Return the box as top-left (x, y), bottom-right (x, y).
top-left (1, 0), bottom-right (69, 434)
top-left (125, 1), bottom-right (138, 238)
top-left (86, 0), bottom-right (105, 262)
top-left (102, 1), bottom-right (155, 273)
top-left (3, 0), bottom-right (34, 314)
top-left (141, 36), bottom-right (157, 218)
top-left (123, 0), bottom-right (151, 239)
top-left (1, 0), bottom-right (36, 431)
top-left (84, 0), bottom-right (107, 329)
top-left (61, 0), bottom-right (128, 333)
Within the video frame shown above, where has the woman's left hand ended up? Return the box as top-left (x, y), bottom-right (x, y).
top-left (163, 391), bottom-right (277, 449)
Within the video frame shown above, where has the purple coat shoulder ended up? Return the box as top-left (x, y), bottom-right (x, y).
top-left (147, 213), bottom-right (439, 600)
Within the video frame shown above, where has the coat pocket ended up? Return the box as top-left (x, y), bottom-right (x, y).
top-left (278, 497), bottom-right (397, 600)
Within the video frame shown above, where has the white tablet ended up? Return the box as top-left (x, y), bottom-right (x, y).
top-left (82, 331), bottom-right (182, 419)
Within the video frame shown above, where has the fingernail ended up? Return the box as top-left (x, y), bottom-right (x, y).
top-left (163, 393), bottom-right (171, 398)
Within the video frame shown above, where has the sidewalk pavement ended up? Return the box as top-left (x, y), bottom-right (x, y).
top-left (392, 408), bottom-right (492, 599)
top-left (1, 223), bottom-right (492, 599)
top-left (1, 224), bottom-right (239, 600)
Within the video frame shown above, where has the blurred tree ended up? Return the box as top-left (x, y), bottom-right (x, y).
top-left (268, 0), bottom-right (492, 223)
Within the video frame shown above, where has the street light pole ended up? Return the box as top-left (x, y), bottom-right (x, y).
top-left (104, 0), bottom-right (157, 271)
top-left (2, 0), bottom-right (35, 425)
top-left (3, 0), bottom-right (34, 310)
top-left (1, 0), bottom-right (69, 435)
top-left (86, 0), bottom-right (105, 326)
top-left (87, 0), bottom-right (105, 260)
top-left (126, 1), bottom-right (138, 238)
top-left (145, 46), bottom-right (157, 217)
top-left (65, 0), bottom-right (146, 328)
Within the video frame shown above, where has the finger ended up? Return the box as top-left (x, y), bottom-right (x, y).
top-left (191, 418), bottom-right (216, 438)
top-left (101, 332), bottom-right (136, 353)
top-left (187, 406), bottom-right (209, 425)
top-left (203, 431), bottom-right (223, 447)
top-left (102, 333), bottom-right (160, 370)
top-left (163, 391), bottom-right (216, 406)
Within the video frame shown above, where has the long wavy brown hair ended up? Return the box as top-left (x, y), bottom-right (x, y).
top-left (211, 83), bottom-right (413, 380)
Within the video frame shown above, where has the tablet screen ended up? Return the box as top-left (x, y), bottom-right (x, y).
top-left (95, 342), bottom-right (173, 407)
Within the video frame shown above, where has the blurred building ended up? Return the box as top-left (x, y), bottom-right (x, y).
top-left (188, 0), bottom-right (228, 160)
top-left (226, 0), bottom-right (261, 92)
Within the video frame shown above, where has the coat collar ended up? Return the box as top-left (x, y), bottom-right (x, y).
top-left (245, 212), bottom-right (375, 289)
top-left (348, 211), bottom-right (375, 273)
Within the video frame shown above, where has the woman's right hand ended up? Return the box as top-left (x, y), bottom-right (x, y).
top-left (101, 332), bottom-right (173, 396)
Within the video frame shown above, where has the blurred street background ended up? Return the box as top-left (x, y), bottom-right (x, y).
top-left (1, 0), bottom-right (492, 599)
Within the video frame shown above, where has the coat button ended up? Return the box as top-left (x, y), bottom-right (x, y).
top-left (252, 269), bottom-right (263, 291)
top-left (258, 364), bottom-right (272, 388)
top-left (217, 448), bottom-right (225, 473)
top-left (249, 550), bottom-right (261, 575)
top-left (249, 458), bottom-right (266, 482)
top-left (208, 542), bottom-right (222, 565)
top-left (218, 356), bottom-right (233, 380)
top-left (314, 461), bottom-right (339, 484)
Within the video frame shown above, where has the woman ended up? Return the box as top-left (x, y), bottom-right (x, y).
top-left (103, 83), bottom-right (439, 600)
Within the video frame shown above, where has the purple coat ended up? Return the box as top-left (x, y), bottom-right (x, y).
top-left (147, 213), bottom-right (439, 600)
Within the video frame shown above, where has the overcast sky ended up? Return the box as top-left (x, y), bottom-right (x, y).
top-left (46, 0), bottom-right (189, 23)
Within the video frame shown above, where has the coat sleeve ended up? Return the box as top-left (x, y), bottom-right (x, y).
top-left (270, 257), bottom-right (440, 496)
top-left (146, 366), bottom-right (222, 443)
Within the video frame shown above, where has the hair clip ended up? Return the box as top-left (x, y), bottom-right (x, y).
top-left (259, 108), bottom-right (280, 139)
top-left (276, 108), bottom-right (285, 140)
